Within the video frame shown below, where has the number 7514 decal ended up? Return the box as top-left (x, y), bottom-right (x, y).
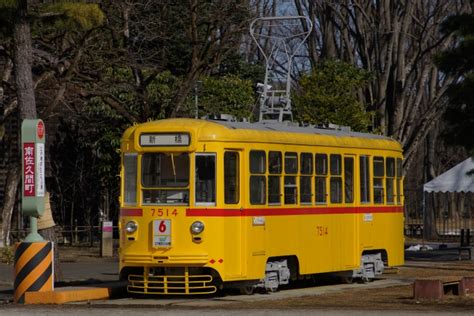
top-left (316, 226), bottom-right (328, 236)
top-left (151, 208), bottom-right (178, 217)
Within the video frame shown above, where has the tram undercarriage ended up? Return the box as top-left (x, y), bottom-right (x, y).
top-left (120, 251), bottom-right (386, 296)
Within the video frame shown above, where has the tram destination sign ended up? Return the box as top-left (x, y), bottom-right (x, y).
top-left (140, 133), bottom-right (190, 147)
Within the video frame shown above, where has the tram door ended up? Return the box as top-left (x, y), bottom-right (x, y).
top-left (341, 155), bottom-right (358, 268)
top-left (223, 150), bottom-right (244, 277)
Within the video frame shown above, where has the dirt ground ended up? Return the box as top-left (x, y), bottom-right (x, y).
top-left (223, 262), bottom-right (474, 312)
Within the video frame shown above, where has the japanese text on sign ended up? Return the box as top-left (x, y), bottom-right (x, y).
top-left (23, 143), bottom-right (35, 196)
top-left (36, 143), bottom-right (45, 197)
top-left (140, 133), bottom-right (190, 146)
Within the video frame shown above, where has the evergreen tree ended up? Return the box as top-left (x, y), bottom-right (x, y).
top-left (436, 6), bottom-right (474, 155)
top-left (293, 59), bottom-right (372, 132)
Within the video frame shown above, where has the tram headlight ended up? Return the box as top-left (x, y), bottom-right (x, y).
top-left (190, 221), bottom-right (205, 235)
top-left (125, 221), bottom-right (138, 234)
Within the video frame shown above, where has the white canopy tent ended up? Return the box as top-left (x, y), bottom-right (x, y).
top-left (424, 157), bottom-right (474, 193)
top-left (422, 157), bottom-right (474, 240)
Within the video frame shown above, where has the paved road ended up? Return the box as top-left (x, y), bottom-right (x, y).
top-left (0, 261), bottom-right (119, 285)
top-left (0, 307), bottom-right (473, 316)
top-left (0, 247), bottom-right (471, 312)
top-left (0, 261), bottom-right (118, 303)
top-left (83, 278), bottom-right (411, 307)
top-left (0, 260), bottom-right (410, 306)
top-left (0, 259), bottom-right (414, 310)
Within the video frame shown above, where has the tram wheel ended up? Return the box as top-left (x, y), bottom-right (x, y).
top-left (266, 286), bottom-right (278, 293)
top-left (239, 286), bottom-right (255, 295)
top-left (340, 276), bottom-right (354, 284)
top-left (360, 277), bottom-right (371, 284)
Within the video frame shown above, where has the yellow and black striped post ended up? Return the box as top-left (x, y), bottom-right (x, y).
top-left (14, 241), bottom-right (54, 304)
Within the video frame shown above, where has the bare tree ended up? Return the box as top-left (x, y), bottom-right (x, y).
top-left (292, 0), bottom-right (470, 171)
top-left (168, 0), bottom-right (253, 117)
top-left (74, 0), bottom-right (253, 120)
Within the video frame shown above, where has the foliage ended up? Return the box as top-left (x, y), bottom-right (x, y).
top-left (0, 0), bottom-right (16, 7)
top-left (215, 53), bottom-right (265, 86)
top-left (442, 75), bottom-right (474, 156)
top-left (183, 75), bottom-right (255, 120)
top-left (436, 10), bottom-right (474, 155)
top-left (96, 67), bottom-right (182, 120)
top-left (40, 2), bottom-right (105, 31)
top-left (50, 115), bottom-right (121, 227)
top-left (143, 71), bottom-right (182, 119)
top-left (0, 246), bottom-right (14, 264)
top-left (293, 59), bottom-right (372, 132)
top-left (0, 1), bottom-right (15, 34)
top-left (81, 97), bottom-right (125, 186)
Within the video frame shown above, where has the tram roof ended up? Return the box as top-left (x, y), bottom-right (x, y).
top-left (216, 120), bottom-right (390, 140)
top-left (124, 118), bottom-right (402, 152)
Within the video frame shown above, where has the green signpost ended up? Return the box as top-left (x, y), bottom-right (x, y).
top-left (21, 119), bottom-right (46, 242)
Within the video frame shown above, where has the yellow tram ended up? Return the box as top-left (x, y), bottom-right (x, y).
top-left (118, 118), bottom-right (404, 295)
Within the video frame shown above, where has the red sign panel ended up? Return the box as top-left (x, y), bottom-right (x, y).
top-left (37, 121), bottom-right (45, 139)
top-left (23, 143), bottom-right (35, 196)
top-left (102, 221), bottom-right (113, 233)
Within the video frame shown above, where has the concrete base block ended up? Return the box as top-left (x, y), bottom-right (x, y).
top-left (23, 281), bottom-right (126, 304)
top-left (460, 277), bottom-right (474, 296)
top-left (413, 279), bottom-right (443, 300)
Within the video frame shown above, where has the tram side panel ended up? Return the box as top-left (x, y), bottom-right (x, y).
top-left (253, 209), bottom-right (360, 276)
top-left (295, 213), bottom-right (337, 275)
top-left (370, 212), bottom-right (404, 266)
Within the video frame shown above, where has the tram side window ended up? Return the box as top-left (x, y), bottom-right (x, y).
top-left (250, 151), bottom-right (266, 205)
top-left (330, 154), bottom-right (342, 203)
top-left (123, 153), bottom-right (137, 205)
top-left (195, 154), bottom-right (216, 204)
top-left (386, 158), bottom-right (395, 204)
top-left (284, 152), bottom-right (298, 204)
top-left (360, 156), bottom-right (370, 203)
top-left (268, 151), bottom-right (282, 204)
top-left (396, 158), bottom-right (403, 205)
top-left (344, 157), bottom-right (354, 203)
top-left (224, 152), bottom-right (239, 204)
top-left (373, 156), bottom-right (385, 204)
top-left (315, 154), bottom-right (328, 204)
top-left (300, 153), bottom-right (313, 204)
top-left (250, 150), bottom-right (266, 173)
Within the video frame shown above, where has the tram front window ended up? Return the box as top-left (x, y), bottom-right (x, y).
top-left (141, 153), bottom-right (190, 205)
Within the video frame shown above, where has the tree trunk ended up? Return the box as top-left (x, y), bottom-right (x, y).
top-left (14, 0), bottom-right (37, 120)
top-left (0, 158), bottom-right (20, 247)
top-left (0, 0), bottom-right (38, 246)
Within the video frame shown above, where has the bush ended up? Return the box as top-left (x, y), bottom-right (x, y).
top-left (0, 246), bottom-right (14, 264)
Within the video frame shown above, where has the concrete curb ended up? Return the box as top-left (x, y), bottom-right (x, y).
top-left (23, 281), bottom-right (126, 305)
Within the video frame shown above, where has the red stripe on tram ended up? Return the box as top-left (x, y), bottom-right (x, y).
top-left (186, 206), bottom-right (402, 217)
top-left (120, 208), bottom-right (143, 217)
